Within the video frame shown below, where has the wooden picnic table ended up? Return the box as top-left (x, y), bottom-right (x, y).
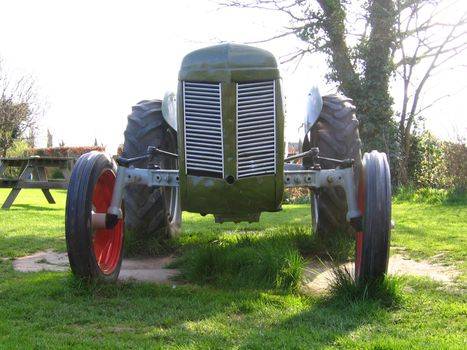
top-left (0, 156), bottom-right (74, 209)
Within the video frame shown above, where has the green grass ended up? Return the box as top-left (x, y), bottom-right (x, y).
top-left (0, 188), bottom-right (466, 348)
top-left (392, 200), bottom-right (467, 281)
top-left (0, 189), bottom-right (67, 257)
top-left (172, 233), bottom-right (305, 292)
top-left (328, 266), bottom-right (403, 308)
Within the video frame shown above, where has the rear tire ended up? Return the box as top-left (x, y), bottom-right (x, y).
top-left (303, 94), bottom-right (362, 238)
top-left (355, 151), bottom-right (392, 284)
top-left (122, 100), bottom-right (181, 240)
top-left (65, 152), bottom-right (124, 282)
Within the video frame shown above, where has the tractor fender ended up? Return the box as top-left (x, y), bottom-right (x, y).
top-left (304, 86), bottom-right (323, 133)
top-left (162, 91), bottom-right (177, 131)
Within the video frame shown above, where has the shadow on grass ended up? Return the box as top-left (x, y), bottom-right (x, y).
top-left (123, 229), bottom-right (179, 258)
top-left (8, 204), bottom-right (65, 212)
top-left (170, 227), bottom-right (354, 293)
top-left (0, 234), bottom-right (66, 258)
top-left (0, 262), bottom-right (393, 349)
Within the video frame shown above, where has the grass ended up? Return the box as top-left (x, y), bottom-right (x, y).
top-left (0, 189), bottom-right (66, 257)
top-left (172, 233), bottom-right (305, 292)
top-left (392, 193), bottom-right (467, 281)
top-left (0, 188), bottom-right (466, 348)
top-left (328, 266), bottom-right (403, 308)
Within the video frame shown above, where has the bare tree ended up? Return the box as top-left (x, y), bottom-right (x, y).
top-left (222, 0), bottom-right (467, 184)
top-left (393, 0), bottom-right (467, 183)
top-left (223, 0), bottom-right (397, 167)
top-left (0, 59), bottom-right (42, 157)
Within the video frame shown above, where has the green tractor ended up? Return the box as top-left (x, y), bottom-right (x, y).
top-left (65, 43), bottom-right (391, 285)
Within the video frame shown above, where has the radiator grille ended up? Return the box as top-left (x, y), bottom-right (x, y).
top-left (237, 81), bottom-right (276, 178)
top-left (183, 81), bottom-right (223, 177)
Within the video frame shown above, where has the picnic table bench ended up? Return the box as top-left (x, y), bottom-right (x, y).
top-left (0, 156), bottom-right (74, 209)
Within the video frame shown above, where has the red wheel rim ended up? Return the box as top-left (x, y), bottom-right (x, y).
top-left (92, 169), bottom-right (123, 275)
top-left (355, 173), bottom-right (364, 277)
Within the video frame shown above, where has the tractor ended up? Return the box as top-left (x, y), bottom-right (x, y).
top-left (65, 43), bottom-right (391, 285)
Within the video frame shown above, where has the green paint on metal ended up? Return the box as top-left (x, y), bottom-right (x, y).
top-left (179, 43), bottom-right (280, 83)
top-left (177, 43), bottom-right (285, 223)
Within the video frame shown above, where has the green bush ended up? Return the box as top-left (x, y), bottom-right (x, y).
top-left (407, 132), bottom-right (466, 190)
top-left (2, 140), bottom-right (30, 178)
top-left (5, 140), bottom-right (30, 157)
top-left (442, 137), bottom-right (467, 190)
top-left (408, 132), bottom-right (447, 188)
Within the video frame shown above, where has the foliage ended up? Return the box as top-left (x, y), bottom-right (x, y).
top-left (408, 132), bottom-right (447, 188)
top-left (225, 0), bottom-right (467, 186)
top-left (5, 139), bottom-right (30, 157)
top-left (442, 137), bottom-right (467, 190)
top-left (1, 140), bottom-right (31, 178)
top-left (29, 146), bottom-right (106, 158)
top-left (0, 59), bottom-right (42, 157)
top-left (407, 132), bottom-right (467, 189)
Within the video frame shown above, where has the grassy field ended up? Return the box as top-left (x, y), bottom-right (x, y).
top-left (0, 188), bottom-right (466, 349)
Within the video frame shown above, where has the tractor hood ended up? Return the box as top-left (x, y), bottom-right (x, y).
top-left (179, 43), bottom-right (280, 83)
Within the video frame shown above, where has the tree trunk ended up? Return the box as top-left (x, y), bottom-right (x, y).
top-left (359, 0), bottom-right (396, 155)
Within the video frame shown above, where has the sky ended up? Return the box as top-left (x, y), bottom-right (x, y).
top-left (0, 0), bottom-right (466, 153)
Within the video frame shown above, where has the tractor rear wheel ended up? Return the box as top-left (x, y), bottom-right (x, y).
top-left (65, 151), bottom-right (124, 282)
top-left (122, 100), bottom-right (181, 240)
top-left (355, 151), bottom-right (392, 284)
top-left (303, 94), bottom-right (362, 238)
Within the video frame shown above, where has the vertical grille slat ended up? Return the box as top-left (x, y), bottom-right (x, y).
top-left (237, 81), bottom-right (276, 178)
top-left (184, 81), bottom-right (223, 177)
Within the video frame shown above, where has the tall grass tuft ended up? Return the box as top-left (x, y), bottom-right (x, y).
top-left (123, 229), bottom-right (176, 257)
top-left (174, 234), bottom-right (305, 293)
top-left (328, 265), bottom-right (402, 308)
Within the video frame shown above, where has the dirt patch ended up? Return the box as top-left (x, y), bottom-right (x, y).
top-left (12, 250), bottom-right (179, 284)
top-left (119, 256), bottom-right (178, 283)
top-left (12, 251), bottom-right (460, 291)
top-left (303, 253), bottom-right (460, 293)
top-left (13, 250), bottom-right (69, 272)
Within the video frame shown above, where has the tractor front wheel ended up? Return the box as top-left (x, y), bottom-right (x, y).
top-left (65, 151), bottom-right (124, 282)
top-left (355, 151), bottom-right (392, 284)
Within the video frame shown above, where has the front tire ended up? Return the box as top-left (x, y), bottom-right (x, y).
top-left (122, 100), bottom-right (181, 240)
top-left (65, 152), bottom-right (124, 282)
top-left (355, 151), bottom-right (392, 284)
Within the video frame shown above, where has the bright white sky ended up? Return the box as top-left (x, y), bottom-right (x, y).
top-left (1, 0), bottom-right (465, 153)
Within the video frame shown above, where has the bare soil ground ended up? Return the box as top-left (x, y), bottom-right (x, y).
top-left (12, 250), bottom-right (178, 284)
top-left (12, 250), bottom-right (460, 292)
top-left (303, 253), bottom-right (460, 293)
